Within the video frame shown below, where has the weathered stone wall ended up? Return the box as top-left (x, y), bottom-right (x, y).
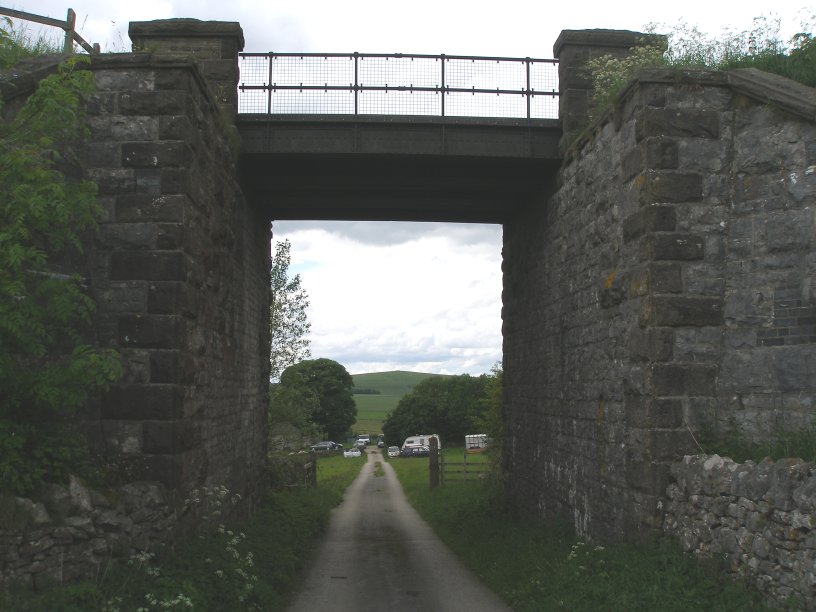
top-left (0, 478), bottom-right (176, 588)
top-left (84, 46), bottom-right (269, 503)
top-left (664, 454), bottom-right (816, 609)
top-left (503, 65), bottom-right (816, 540)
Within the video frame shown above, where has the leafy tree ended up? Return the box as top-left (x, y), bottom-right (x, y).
top-left (382, 374), bottom-right (489, 447)
top-left (0, 50), bottom-right (121, 493)
top-left (270, 239), bottom-right (311, 381)
top-left (276, 358), bottom-right (356, 440)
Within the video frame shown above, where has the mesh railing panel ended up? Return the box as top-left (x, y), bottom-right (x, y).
top-left (238, 53), bottom-right (559, 118)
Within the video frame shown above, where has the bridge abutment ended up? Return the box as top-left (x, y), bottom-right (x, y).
top-left (83, 22), bottom-right (269, 504)
top-left (503, 56), bottom-right (816, 539)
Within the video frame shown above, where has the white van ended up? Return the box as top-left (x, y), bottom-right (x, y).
top-left (401, 434), bottom-right (441, 451)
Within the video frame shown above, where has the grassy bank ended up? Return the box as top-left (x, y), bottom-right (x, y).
top-left (0, 454), bottom-right (366, 611)
top-left (388, 450), bottom-right (772, 612)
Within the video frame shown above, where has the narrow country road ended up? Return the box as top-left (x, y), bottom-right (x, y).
top-left (286, 448), bottom-right (513, 612)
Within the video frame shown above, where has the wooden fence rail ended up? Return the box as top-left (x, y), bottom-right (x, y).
top-left (439, 453), bottom-right (491, 484)
top-left (0, 7), bottom-right (99, 54)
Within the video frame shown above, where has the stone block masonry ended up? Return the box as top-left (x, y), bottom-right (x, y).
top-left (503, 38), bottom-right (816, 543)
top-left (83, 21), bottom-right (270, 506)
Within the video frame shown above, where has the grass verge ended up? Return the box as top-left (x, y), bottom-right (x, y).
top-left (698, 425), bottom-right (816, 464)
top-left (389, 450), bottom-right (772, 612)
top-left (0, 454), bottom-right (365, 611)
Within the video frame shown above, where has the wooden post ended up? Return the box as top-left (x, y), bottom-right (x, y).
top-left (429, 437), bottom-right (439, 489)
top-left (63, 9), bottom-right (76, 55)
top-left (309, 450), bottom-right (317, 487)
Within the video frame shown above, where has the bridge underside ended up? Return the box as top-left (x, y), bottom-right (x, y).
top-left (240, 153), bottom-right (558, 222)
top-left (238, 116), bottom-right (561, 222)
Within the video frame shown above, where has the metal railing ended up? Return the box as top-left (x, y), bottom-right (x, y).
top-left (0, 7), bottom-right (99, 54)
top-left (238, 52), bottom-right (559, 119)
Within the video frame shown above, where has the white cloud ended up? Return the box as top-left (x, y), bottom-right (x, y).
top-left (274, 221), bottom-right (502, 375)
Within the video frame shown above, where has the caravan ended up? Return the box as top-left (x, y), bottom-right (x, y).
top-left (401, 434), bottom-right (441, 451)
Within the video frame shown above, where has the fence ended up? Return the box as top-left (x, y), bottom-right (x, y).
top-left (438, 452), bottom-right (492, 484)
top-left (238, 52), bottom-right (559, 119)
top-left (0, 7), bottom-right (99, 54)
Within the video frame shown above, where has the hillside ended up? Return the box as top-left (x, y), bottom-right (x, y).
top-left (352, 370), bottom-right (446, 396)
top-left (351, 371), bottom-right (447, 435)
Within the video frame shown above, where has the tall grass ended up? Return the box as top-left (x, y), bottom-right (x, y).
top-left (390, 450), bottom-right (772, 611)
top-left (0, 17), bottom-right (62, 69)
top-left (698, 424), bottom-right (816, 464)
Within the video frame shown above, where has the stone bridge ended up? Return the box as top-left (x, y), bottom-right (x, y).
top-left (6, 19), bottom-right (814, 542)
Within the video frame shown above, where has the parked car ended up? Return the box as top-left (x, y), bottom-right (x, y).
top-left (344, 448), bottom-right (362, 458)
top-left (355, 439), bottom-right (368, 450)
top-left (399, 446), bottom-right (430, 458)
top-left (387, 445), bottom-right (400, 458)
top-left (377, 438), bottom-right (386, 448)
top-left (310, 441), bottom-right (340, 452)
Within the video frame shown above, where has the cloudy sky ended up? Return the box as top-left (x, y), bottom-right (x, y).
top-left (18, 0), bottom-right (809, 375)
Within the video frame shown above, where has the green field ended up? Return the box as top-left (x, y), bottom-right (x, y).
top-left (351, 370), bottom-right (446, 436)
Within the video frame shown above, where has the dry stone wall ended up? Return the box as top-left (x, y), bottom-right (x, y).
top-left (664, 454), bottom-right (816, 609)
top-left (0, 478), bottom-right (176, 589)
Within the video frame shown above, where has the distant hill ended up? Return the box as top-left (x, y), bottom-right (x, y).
top-left (350, 371), bottom-right (448, 436)
top-left (352, 370), bottom-right (447, 396)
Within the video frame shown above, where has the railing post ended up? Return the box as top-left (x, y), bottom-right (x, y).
top-left (267, 53), bottom-right (274, 114)
top-left (354, 52), bottom-right (359, 115)
top-left (525, 58), bottom-right (531, 119)
top-left (429, 437), bottom-right (439, 489)
top-left (440, 54), bottom-right (445, 117)
top-left (63, 8), bottom-right (75, 55)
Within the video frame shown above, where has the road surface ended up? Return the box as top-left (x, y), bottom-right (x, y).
top-left (286, 448), bottom-right (513, 612)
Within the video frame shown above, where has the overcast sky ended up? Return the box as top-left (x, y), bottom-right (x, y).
top-left (18, 0), bottom-right (809, 375)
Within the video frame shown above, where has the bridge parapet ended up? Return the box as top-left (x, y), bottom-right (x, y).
top-left (238, 52), bottom-right (559, 119)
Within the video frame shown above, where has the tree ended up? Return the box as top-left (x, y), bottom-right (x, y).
top-left (277, 358), bottom-right (356, 440)
top-left (477, 364), bottom-right (504, 466)
top-left (0, 53), bottom-right (121, 493)
top-left (382, 374), bottom-right (488, 447)
top-left (270, 239), bottom-right (311, 381)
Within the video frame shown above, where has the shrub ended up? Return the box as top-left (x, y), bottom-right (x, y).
top-left (586, 15), bottom-right (816, 117)
top-left (0, 27), bottom-right (121, 493)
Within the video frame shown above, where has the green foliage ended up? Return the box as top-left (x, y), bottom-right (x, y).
top-left (0, 53), bottom-right (121, 493)
top-left (382, 373), bottom-right (488, 447)
top-left (0, 420), bottom-right (90, 495)
top-left (698, 423), bottom-right (816, 463)
top-left (586, 15), bottom-right (816, 117)
top-left (270, 239), bottom-right (311, 382)
top-left (275, 358), bottom-right (356, 440)
top-left (0, 455), bottom-right (365, 611)
top-left (585, 43), bottom-right (666, 111)
top-left (389, 459), bottom-right (771, 612)
top-left (476, 363), bottom-right (503, 460)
